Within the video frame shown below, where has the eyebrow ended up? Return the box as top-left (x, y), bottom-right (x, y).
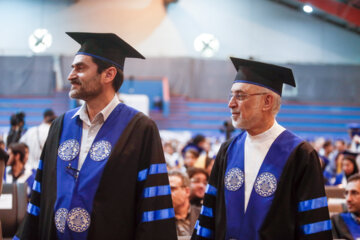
top-left (71, 62), bottom-right (86, 68)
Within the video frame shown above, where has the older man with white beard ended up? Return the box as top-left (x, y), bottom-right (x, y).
top-left (192, 57), bottom-right (332, 240)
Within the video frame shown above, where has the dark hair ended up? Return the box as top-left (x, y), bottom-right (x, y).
top-left (343, 155), bottom-right (359, 177)
top-left (91, 57), bottom-right (124, 92)
top-left (205, 157), bottom-right (215, 169)
top-left (193, 134), bottom-right (205, 146)
top-left (348, 173), bottom-right (360, 183)
top-left (185, 148), bottom-right (200, 158)
top-left (8, 143), bottom-right (26, 163)
top-left (0, 148), bottom-right (8, 164)
top-left (187, 167), bottom-right (209, 181)
top-left (323, 140), bottom-right (332, 148)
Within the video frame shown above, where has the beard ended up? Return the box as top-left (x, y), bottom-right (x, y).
top-left (69, 76), bottom-right (103, 101)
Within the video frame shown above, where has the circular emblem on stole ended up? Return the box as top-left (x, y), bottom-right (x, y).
top-left (58, 139), bottom-right (80, 161)
top-left (254, 172), bottom-right (277, 197)
top-left (66, 207), bottom-right (91, 232)
top-left (89, 140), bottom-right (112, 161)
top-left (55, 208), bottom-right (68, 233)
top-left (224, 168), bottom-right (244, 191)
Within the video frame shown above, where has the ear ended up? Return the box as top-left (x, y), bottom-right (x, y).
top-left (102, 66), bottom-right (117, 84)
top-left (185, 186), bottom-right (191, 197)
top-left (263, 94), bottom-right (273, 111)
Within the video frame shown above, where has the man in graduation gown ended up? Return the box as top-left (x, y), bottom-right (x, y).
top-left (192, 57), bottom-right (332, 240)
top-left (15, 32), bottom-right (177, 240)
top-left (332, 173), bottom-right (360, 239)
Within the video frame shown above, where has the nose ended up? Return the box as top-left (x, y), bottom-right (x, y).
top-left (68, 69), bottom-right (77, 81)
top-left (228, 96), bottom-right (236, 109)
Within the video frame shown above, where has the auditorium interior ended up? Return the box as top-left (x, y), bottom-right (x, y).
top-left (0, 0), bottom-right (360, 239)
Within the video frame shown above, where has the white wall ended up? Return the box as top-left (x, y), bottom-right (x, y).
top-left (1, 0), bottom-right (359, 63)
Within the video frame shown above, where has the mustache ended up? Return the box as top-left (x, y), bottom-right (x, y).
top-left (70, 79), bottom-right (81, 85)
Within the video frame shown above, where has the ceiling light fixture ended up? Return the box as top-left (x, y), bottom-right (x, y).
top-left (303, 4), bottom-right (313, 14)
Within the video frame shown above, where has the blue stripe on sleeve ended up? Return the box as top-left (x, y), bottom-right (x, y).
top-left (149, 163), bottom-right (168, 174)
top-left (12, 235), bottom-right (20, 240)
top-left (138, 168), bottom-right (149, 181)
top-left (141, 208), bottom-right (175, 222)
top-left (32, 180), bottom-right (41, 193)
top-left (143, 185), bottom-right (171, 198)
top-left (196, 221), bottom-right (214, 239)
top-left (38, 160), bottom-right (43, 170)
top-left (200, 205), bottom-right (214, 218)
top-left (301, 220), bottom-right (332, 235)
top-left (298, 196), bottom-right (328, 212)
top-left (27, 203), bottom-right (40, 216)
top-left (137, 163), bottom-right (168, 182)
top-left (205, 184), bottom-right (217, 196)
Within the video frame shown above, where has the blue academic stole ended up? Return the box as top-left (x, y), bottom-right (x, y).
top-left (54, 103), bottom-right (138, 239)
top-left (341, 212), bottom-right (360, 238)
top-left (224, 130), bottom-right (303, 240)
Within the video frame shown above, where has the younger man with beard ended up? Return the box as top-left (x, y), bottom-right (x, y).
top-left (16, 32), bottom-right (176, 240)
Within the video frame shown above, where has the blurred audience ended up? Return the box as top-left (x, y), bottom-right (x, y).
top-left (0, 140), bottom-right (5, 151)
top-left (205, 157), bottom-right (215, 177)
top-left (4, 143), bottom-right (36, 198)
top-left (326, 151), bottom-right (359, 186)
top-left (168, 170), bottom-right (200, 237)
top-left (183, 148), bottom-right (200, 169)
top-left (0, 148), bottom-right (8, 193)
top-left (187, 167), bottom-right (208, 207)
top-left (20, 108), bottom-right (56, 169)
top-left (6, 112), bottom-right (26, 147)
top-left (331, 173), bottom-right (360, 239)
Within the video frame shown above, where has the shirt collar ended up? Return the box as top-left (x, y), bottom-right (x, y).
top-left (247, 121), bottom-right (284, 142)
top-left (72, 94), bottom-right (120, 125)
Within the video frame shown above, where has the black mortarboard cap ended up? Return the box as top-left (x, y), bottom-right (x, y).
top-left (342, 150), bottom-right (358, 159)
top-left (230, 57), bottom-right (296, 96)
top-left (66, 32), bottom-right (145, 71)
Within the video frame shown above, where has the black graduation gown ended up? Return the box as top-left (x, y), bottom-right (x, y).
top-left (16, 111), bottom-right (177, 240)
top-left (331, 213), bottom-right (356, 240)
top-left (192, 137), bottom-right (333, 240)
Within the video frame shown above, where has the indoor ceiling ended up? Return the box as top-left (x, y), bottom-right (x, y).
top-left (269, 0), bottom-right (360, 35)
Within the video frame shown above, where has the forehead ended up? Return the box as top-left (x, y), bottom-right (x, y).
top-left (346, 180), bottom-right (360, 191)
top-left (169, 175), bottom-right (182, 186)
top-left (191, 172), bottom-right (207, 179)
top-left (71, 54), bottom-right (94, 66)
top-left (231, 82), bottom-right (263, 92)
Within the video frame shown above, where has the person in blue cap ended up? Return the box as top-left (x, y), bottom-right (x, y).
top-left (192, 57), bottom-right (332, 240)
top-left (15, 32), bottom-right (177, 240)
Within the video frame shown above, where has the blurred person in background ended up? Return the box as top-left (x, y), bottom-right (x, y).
top-left (331, 173), bottom-right (360, 239)
top-left (20, 109), bottom-right (56, 170)
top-left (334, 152), bottom-right (359, 187)
top-left (183, 148), bottom-right (200, 169)
top-left (325, 139), bottom-right (347, 177)
top-left (4, 143), bottom-right (36, 197)
top-left (319, 140), bottom-right (333, 170)
top-left (187, 168), bottom-right (208, 207)
top-left (205, 156), bottom-right (215, 177)
top-left (0, 148), bottom-right (8, 193)
top-left (169, 170), bottom-right (200, 238)
top-left (0, 140), bottom-right (5, 151)
top-left (6, 112), bottom-right (26, 147)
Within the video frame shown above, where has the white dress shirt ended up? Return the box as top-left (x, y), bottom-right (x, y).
top-left (244, 121), bottom-right (285, 211)
top-left (72, 95), bottom-right (120, 170)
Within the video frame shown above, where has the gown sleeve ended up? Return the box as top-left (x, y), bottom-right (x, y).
top-left (293, 142), bottom-right (333, 240)
top-left (134, 117), bottom-right (178, 240)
